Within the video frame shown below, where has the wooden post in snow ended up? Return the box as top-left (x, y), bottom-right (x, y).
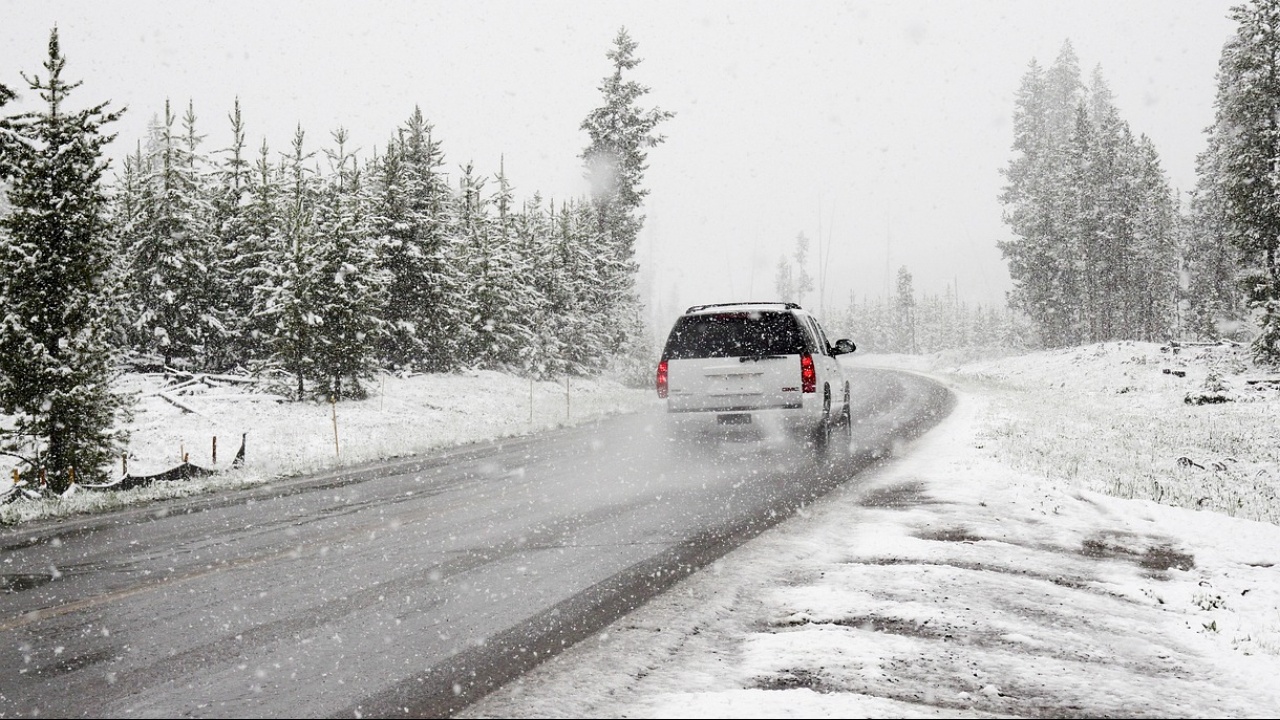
top-left (330, 395), bottom-right (340, 458)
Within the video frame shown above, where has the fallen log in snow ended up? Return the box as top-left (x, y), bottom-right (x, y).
top-left (156, 391), bottom-right (212, 418)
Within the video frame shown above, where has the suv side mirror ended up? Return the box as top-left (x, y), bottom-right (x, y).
top-left (833, 339), bottom-right (856, 355)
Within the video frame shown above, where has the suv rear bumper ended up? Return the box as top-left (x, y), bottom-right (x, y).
top-left (663, 400), bottom-right (825, 439)
top-left (665, 398), bottom-right (803, 413)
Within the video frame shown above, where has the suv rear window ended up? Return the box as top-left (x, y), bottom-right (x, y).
top-left (662, 311), bottom-right (808, 360)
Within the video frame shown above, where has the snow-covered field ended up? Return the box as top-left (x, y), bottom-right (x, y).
top-left (935, 339), bottom-right (1280, 525)
top-left (0, 369), bottom-right (651, 525)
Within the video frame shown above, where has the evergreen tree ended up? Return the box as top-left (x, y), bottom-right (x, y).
top-left (1061, 101), bottom-right (1096, 344)
top-left (512, 194), bottom-right (560, 379)
top-left (243, 138), bottom-right (285, 366)
top-left (1129, 136), bottom-right (1179, 341)
top-left (998, 58), bottom-right (1058, 347)
top-left (580, 27), bottom-right (673, 375)
top-left (177, 100), bottom-right (229, 369)
top-left (1000, 41), bottom-right (1177, 348)
top-left (109, 143), bottom-right (148, 350)
top-left (546, 198), bottom-right (610, 374)
top-left (792, 232), bottom-right (814, 307)
top-left (455, 160), bottom-right (535, 370)
top-left (774, 255), bottom-right (795, 302)
top-left (490, 165), bottom-right (540, 370)
top-left (262, 126), bottom-right (321, 399)
top-left (308, 129), bottom-right (386, 398)
top-left (581, 27), bottom-right (673, 261)
top-left (124, 98), bottom-right (219, 368)
top-left (1084, 70), bottom-right (1129, 340)
top-left (0, 80), bottom-right (16, 181)
top-left (451, 162), bottom-right (490, 365)
top-left (1197, 0), bottom-right (1280, 361)
top-left (1185, 162), bottom-right (1244, 338)
top-left (0, 28), bottom-right (129, 490)
top-left (210, 98), bottom-right (262, 369)
top-left (894, 266), bottom-right (917, 353)
top-left (370, 108), bottom-right (460, 372)
top-left (1046, 42), bottom-right (1085, 145)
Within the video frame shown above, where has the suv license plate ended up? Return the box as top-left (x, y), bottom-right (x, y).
top-left (717, 413), bottom-right (751, 425)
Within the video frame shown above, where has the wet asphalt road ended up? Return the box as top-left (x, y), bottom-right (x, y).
top-left (0, 366), bottom-right (951, 718)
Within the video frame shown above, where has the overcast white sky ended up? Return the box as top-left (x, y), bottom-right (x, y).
top-left (1, 0), bottom-right (1240, 330)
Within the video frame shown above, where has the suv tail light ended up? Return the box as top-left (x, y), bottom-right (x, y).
top-left (656, 359), bottom-right (669, 398)
top-left (800, 353), bottom-right (816, 393)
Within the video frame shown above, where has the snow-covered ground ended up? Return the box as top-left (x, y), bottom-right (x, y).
top-left (4, 342), bottom-right (1280, 716)
top-left (0, 369), bottom-right (652, 524)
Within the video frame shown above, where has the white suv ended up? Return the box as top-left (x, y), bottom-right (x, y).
top-left (655, 302), bottom-right (856, 451)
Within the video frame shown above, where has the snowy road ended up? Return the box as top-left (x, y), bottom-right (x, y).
top-left (0, 367), bottom-right (950, 718)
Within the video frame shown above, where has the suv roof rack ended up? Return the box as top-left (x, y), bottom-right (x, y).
top-left (684, 301), bottom-right (802, 314)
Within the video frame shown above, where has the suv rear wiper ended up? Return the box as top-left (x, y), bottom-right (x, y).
top-left (740, 354), bottom-right (786, 362)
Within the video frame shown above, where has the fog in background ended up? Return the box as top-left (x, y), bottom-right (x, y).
top-left (1, 0), bottom-right (1237, 336)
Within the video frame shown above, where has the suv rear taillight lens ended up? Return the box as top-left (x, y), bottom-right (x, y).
top-left (800, 353), bottom-right (816, 393)
top-left (656, 359), bottom-right (669, 398)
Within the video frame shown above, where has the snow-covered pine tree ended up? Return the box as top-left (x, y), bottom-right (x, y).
top-left (1000, 41), bottom-right (1177, 349)
top-left (1197, 0), bottom-right (1280, 361)
top-left (774, 256), bottom-right (795, 303)
top-left (124, 98), bottom-right (220, 369)
top-left (370, 108), bottom-right (460, 373)
top-left (1081, 69), bottom-right (1179, 344)
top-left (1061, 101), bottom-right (1099, 344)
top-left (580, 27), bottom-right (673, 379)
top-left (0, 28), bottom-right (129, 490)
top-left (178, 100), bottom-right (230, 369)
top-left (1041, 44), bottom-right (1086, 346)
top-left (1185, 143), bottom-right (1244, 339)
top-left (1128, 135), bottom-right (1178, 342)
top-left (307, 128), bottom-right (387, 399)
top-left (243, 138), bottom-right (285, 367)
top-left (478, 161), bottom-right (537, 370)
top-left (581, 27), bottom-right (673, 261)
top-left (894, 266), bottom-right (917, 353)
top-left (451, 160), bottom-right (537, 371)
top-left (0, 79), bottom-right (15, 179)
top-left (1083, 70), bottom-right (1131, 341)
top-left (209, 98), bottom-right (263, 370)
top-left (452, 162), bottom-right (493, 366)
top-left (548, 198), bottom-right (610, 375)
top-left (109, 143), bottom-right (149, 352)
top-left (262, 126), bottom-right (321, 399)
top-left (792, 232), bottom-right (815, 308)
top-left (511, 194), bottom-right (560, 379)
top-left (998, 58), bottom-right (1058, 348)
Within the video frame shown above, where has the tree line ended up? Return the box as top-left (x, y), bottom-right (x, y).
top-left (997, 40), bottom-right (1180, 351)
top-left (828, 267), bottom-right (1033, 356)
top-left (0, 27), bottom-right (669, 490)
top-left (1000, 1), bottom-right (1280, 365)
